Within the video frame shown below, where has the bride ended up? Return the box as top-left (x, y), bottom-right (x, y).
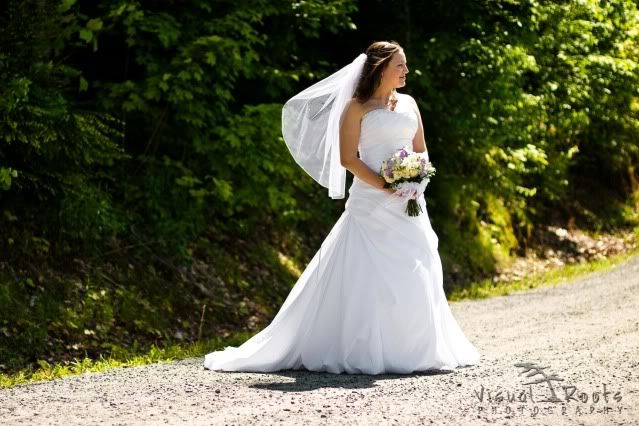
top-left (204, 41), bottom-right (481, 375)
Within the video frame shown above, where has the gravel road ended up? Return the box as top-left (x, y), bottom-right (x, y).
top-left (1, 255), bottom-right (638, 425)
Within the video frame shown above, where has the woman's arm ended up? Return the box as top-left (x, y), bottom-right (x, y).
top-left (340, 100), bottom-right (395, 194)
top-left (406, 95), bottom-right (429, 155)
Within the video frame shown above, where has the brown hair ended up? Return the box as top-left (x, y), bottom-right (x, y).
top-left (353, 41), bottom-right (403, 109)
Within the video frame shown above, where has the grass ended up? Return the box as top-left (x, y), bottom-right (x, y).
top-left (448, 243), bottom-right (639, 301)
top-left (0, 330), bottom-right (254, 388)
top-left (2, 234), bottom-right (638, 389)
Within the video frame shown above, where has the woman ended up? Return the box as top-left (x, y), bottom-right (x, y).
top-left (204, 41), bottom-right (481, 374)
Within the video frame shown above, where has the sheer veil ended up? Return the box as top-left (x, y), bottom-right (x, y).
top-left (281, 53), bottom-right (367, 199)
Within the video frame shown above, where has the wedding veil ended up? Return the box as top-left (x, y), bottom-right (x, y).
top-left (281, 53), bottom-right (367, 199)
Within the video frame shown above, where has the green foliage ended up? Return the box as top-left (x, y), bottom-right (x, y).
top-left (0, 225), bottom-right (309, 373)
top-left (84, 0), bottom-right (355, 250)
top-left (0, 0), bottom-right (355, 373)
top-left (404, 0), bottom-right (639, 275)
top-left (0, 0), bottom-right (126, 248)
top-left (0, 167), bottom-right (18, 190)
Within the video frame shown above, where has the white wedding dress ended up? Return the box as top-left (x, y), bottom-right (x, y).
top-left (204, 93), bottom-right (481, 374)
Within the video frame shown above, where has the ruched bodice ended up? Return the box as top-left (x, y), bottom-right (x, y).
top-left (358, 94), bottom-right (419, 173)
top-left (346, 93), bottom-right (421, 215)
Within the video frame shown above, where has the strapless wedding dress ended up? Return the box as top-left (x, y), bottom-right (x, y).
top-left (203, 94), bottom-right (481, 374)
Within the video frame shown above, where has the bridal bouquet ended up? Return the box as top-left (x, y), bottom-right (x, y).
top-left (380, 146), bottom-right (436, 217)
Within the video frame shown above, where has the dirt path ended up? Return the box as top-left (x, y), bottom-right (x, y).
top-left (1, 255), bottom-right (638, 425)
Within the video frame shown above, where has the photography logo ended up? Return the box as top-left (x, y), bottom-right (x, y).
top-left (464, 362), bottom-right (626, 419)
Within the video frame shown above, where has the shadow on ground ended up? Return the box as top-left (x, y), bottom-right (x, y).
top-left (243, 368), bottom-right (456, 392)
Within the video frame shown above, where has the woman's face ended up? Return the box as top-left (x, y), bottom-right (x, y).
top-left (383, 50), bottom-right (409, 88)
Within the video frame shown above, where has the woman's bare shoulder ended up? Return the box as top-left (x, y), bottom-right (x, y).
top-left (343, 97), bottom-right (366, 119)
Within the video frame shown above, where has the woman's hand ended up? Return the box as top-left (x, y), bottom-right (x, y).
top-left (382, 186), bottom-right (396, 195)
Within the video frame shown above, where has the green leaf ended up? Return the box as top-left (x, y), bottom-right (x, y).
top-left (86, 18), bottom-right (103, 31)
top-left (79, 28), bottom-right (92, 42)
top-left (58, 0), bottom-right (77, 13)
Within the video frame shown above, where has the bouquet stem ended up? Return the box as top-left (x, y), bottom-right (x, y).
top-left (405, 199), bottom-right (423, 217)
